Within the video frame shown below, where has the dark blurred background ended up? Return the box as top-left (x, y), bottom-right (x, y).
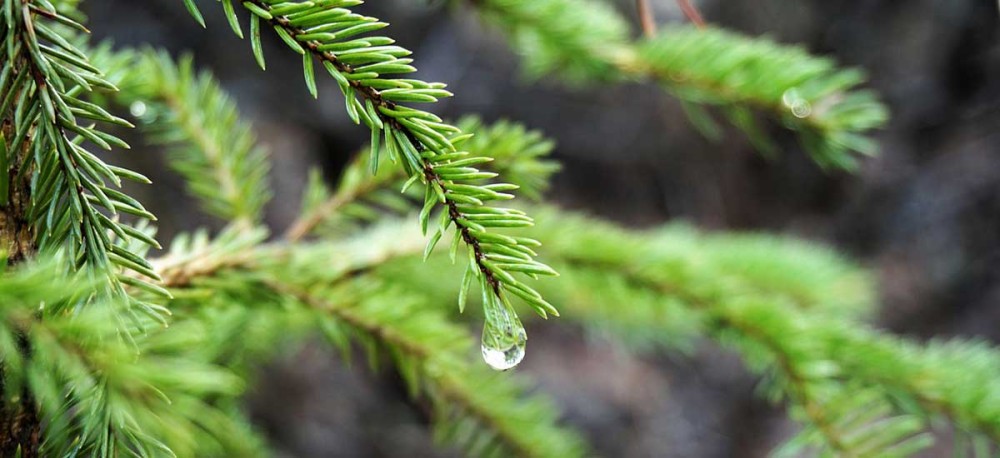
top-left (83, 0), bottom-right (1000, 456)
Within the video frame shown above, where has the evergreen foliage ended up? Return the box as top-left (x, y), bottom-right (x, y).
top-left (126, 50), bottom-right (272, 226)
top-left (467, 0), bottom-right (889, 169)
top-left (196, 0), bottom-right (565, 362)
top-left (0, 0), bottom-right (995, 457)
top-left (373, 209), bottom-right (1000, 456)
top-left (0, 0), bottom-right (165, 327)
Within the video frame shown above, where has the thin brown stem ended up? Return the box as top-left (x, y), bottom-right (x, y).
top-left (676, 0), bottom-right (706, 28)
top-left (284, 168), bottom-right (404, 242)
top-left (636, 0), bottom-right (657, 38)
top-left (284, 193), bottom-right (350, 242)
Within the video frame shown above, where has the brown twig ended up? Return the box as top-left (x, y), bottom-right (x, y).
top-left (676, 0), bottom-right (706, 28)
top-left (635, 0), bottom-right (657, 38)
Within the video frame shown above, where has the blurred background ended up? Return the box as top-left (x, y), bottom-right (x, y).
top-left (82, 0), bottom-right (999, 456)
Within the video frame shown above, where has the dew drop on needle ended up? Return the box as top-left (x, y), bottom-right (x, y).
top-left (481, 310), bottom-right (527, 371)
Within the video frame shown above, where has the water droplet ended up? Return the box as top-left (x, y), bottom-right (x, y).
top-left (481, 326), bottom-right (526, 371)
top-left (481, 307), bottom-right (527, 371)
top-left (781, 88), bottom-right (812, 119)
top-left (790, 100), bottom-right (812, 118)
top-left (129, 101), bottom-right (148, 117)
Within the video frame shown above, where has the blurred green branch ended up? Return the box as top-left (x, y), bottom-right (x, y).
top-left (466, 0), bottom-right (888, 169)
top-left (1, 1), bottom-right (991, 457)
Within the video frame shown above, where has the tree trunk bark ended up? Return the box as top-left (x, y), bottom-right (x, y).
top-left (0, 123), bottom-right (35, 263)
top-left (0, 373), bottom-right (41, 456)
top-left (0, 116), bottom-right (42, 456)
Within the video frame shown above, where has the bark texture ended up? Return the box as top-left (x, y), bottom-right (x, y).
top-left (0, 117), bottom-right (41, 456)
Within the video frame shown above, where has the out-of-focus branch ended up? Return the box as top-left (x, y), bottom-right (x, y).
top-left (636, 0), bottom-right (657, 37)
top-left (677, 0), bottom-right (706, 28)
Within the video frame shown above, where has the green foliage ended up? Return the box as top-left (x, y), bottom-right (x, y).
top-left (473, 0), bottom-right (631, 83)
top-left (265, 276), bottom-right (587, 457)
top-left (155, 223), bottom-right (586, 457)
top-left (0, 1), bottom-right (996, 457)
top-left (521, 210), bottom-right (1000, 455)
top-left (0, 0), bottom-right (166, 331)
top-left (122, 50), bottom-right (272, 226)
top-left (0, 256), bottom-right (255, 456)
top-left (290, 115), bottom-right (557, 240)
top-left (819, 329), bottom-right (1000, 445)
top-left (453, 117), bottom-right (559, 201)
top-left (465, 0), bottom-right (889, 170)
top-left (371, 207), bottom-right (1000, 456)
top-left (185, 0), bottom-right (562, 356)
top-left (637, 27), bottom-right (888, 169)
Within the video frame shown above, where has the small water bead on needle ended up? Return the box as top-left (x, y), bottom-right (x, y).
top-left (782, 88), bottom-right (813, 119)
top-left (129, 101), bottom-right (147, 117)
top-left (480, 292), bottom-right (528, 371)
top-left (481, 319), bottom-right (527, 371)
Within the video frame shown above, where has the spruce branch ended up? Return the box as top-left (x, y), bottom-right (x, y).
top-left (521, 211), bottom-right (997, 454)
top-left (633, 27), bottom-right (888, 169)
top-left (133, 213), bottom-right (583, 456)
top-left (184, 0), bottom-right (562, 368)
top-left (114, 50), bottom-right (272, 227)
top-left (239, 0), bottom-right (550, 305)
top-left (1, 1), bottom-right (165, 322)
top-left (675, 0), bottom-right (705, 28)
top-left (0, 256), bottom-right (253, 457)
top-left (156, 236), bottom-right (587, 458)
top-left (337, 208), bottom-right (1000, 455)
top-left (257, 279), bottom-right (586, 458)
top-left (714, 302), bottom-right (856, 455)
top-left (713, 302), bottom-right (931, 457)
top-left (287, 116), bottom-right (557, 241)
top-left (466, 0), bottom-right (888, 169)
top-left (517, 215), bottom-right (920, 455)
top-left (819, 328), bottom-right (1000, 445)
